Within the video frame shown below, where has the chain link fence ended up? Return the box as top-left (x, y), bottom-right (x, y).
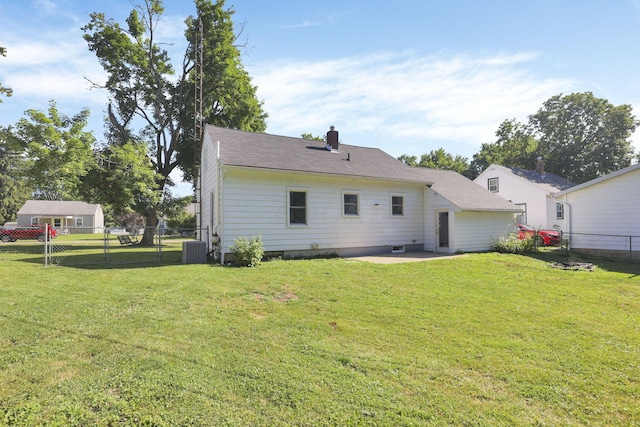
top-left (0, 225), bottom-right (211, 267)
top-left (560, 231), bottom-right (640, 261)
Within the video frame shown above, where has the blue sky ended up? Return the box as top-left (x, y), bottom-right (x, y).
top-left (1, 0), bottom-right (640, 195)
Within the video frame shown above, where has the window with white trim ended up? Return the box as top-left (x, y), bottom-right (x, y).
top-left (53, 218), bottom-right (62, 228)
top-left (391, 194), bottom-right (404, 216)
top-left (488, 177), bottom-right (499, 192)
top-left (31, 217), bottom-right (40, 225)
top-left (288, 190), bottom-right (307, 225)
top-left (342, 192), bottom-right (359, 216)
top-left (556, 203), bottom-right (564, 220)
top-left (75, 217), bottom-right (83, 228)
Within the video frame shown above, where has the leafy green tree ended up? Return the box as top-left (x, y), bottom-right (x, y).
top-left (470, 118), bottom-right (538, 178)
top-left (529, 92), bottom-right (637, 183)
top-left (398, 149), bottom-right (471, 177)
top-left (398, 154), bottom-right (418, 166)
top-left (301, 133), bottom-right (325, 141)
top-left (0, 47), bottom-right (12, 102)
top-left (0, 126), bottom-right (29, 224)
top-left (417, 148), bottom-right (470, 176)
top-left (82, 0), bottom-right (267, 244)
top-left (11, 101), bottom-right (97, 201)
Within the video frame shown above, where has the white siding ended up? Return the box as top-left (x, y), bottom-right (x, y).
top-left (219, 168), bottom-right (425, 256)
top-left (558, 168), bottom-right (640, 251)
top-left (475, 166), bottom-right (552, 229)
top-left (199, 136), bottom-right (220, 244)
top-left (453, 211), bottom-right (517, 252)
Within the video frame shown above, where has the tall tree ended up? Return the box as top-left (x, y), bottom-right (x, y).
top-left (470, 118), bottom-right (538, 178)
top-left (529, 92), bottom-right (637, 183)
top-left (0, 126), bottom-right (29, 224)
top-left (398, 149), bottom-right (471, 178)
top-left (416, 148), bottom-right (470, 176)
top-left (11, 101), bottom-right (96, 201)
top-left (0, 47), bottom-right (12, 102)
top-left (82, 0), bottom-right (267, 244)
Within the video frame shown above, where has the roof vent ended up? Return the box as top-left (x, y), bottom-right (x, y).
top-left (327, 126), bottom-right (339, 151)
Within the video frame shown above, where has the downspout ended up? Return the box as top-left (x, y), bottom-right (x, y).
top-left (217, 141), bottom-right (225, 265)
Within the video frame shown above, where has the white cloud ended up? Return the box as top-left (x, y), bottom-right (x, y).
top-left (252, 51), bottom-right (575, 157)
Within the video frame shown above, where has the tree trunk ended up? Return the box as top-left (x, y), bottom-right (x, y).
top-left (140, 210), bottom-right (158, 246)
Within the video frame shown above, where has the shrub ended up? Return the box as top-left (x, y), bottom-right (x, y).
top-left (230, 236), bottom-right (264, 267)
top-left (493, 233), bottom-right (536, 254)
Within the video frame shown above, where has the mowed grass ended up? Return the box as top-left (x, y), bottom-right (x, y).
top-left (0, 246), bottom-right (639, 426)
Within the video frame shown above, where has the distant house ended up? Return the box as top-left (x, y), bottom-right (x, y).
top-left (473, 161), bottom-right (575, 230)
top-left (198, 126), bottom-right (521, 262)
top-left (17, 200), bottom-right (104, 234)
top-left (554, 163), bottom-right (640, 260)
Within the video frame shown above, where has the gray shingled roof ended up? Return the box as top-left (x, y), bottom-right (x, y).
top-left (206, 126), bottom-right (429, 184)
top-left (412, 168), bottom-right (521, 212)
top-left (18, 200), bottom-right (101, 216)
top-left (205, 125), bottom-right (521, 212)
top-left (503, 165), bottom-right (575, 192)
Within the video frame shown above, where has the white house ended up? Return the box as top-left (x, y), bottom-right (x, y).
top-left (198, 126), bottom-right (521, 262)
top-left (474, 162), bottom-right (575, 230)
top-left (554, 163), bottom-right (640, 260)
top-left (17, 200), bottom-right (105, 234)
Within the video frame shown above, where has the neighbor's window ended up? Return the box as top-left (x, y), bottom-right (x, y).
top-left (53, 218), bottom-right (61, 228)
top-left (556, 203), bottom-right (564, 220)
top-left (488, 177), bottom-right (499, 192)
top-left (75, 217), bottom-right (83, 228)
top-left (31, 217), bottom-right (40, 225)
top-left (289, 190), bottom-right (307, 225)
top-left (391, 195), bottom-right (404, 216)
top-left (343, 192), bottom-right (359, 216)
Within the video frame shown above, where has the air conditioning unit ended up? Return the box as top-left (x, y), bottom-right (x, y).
top-left (182, 241), bottom-right (207, 264)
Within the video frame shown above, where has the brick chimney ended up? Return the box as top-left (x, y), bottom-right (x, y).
top-left (536, 156), bottom-right (545, 176)
top-left (326, 126), bottom-right (339, 151)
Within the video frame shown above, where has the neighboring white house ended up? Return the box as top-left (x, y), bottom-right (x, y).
top-left (473, 162), bottom-right (575, 230)
top-left (17, 200), bottom-right (105, 234)
top-left (198, 126), bottom-right (521, 262)
top-left (554, 163), bottom-right (640, 260)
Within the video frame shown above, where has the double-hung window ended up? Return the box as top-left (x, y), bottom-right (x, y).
top-left (556, 203), bottom-right (564, 220)
top-left (391, 194), bottom-right (404, 216)
top-left (343, 192), bottom-right (359, 216)
top-left (288, 190), bottom-right (307, 225)
top-left (488, 177), bottom-right (499, 193)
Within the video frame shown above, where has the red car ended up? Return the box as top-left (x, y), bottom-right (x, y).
top-left (0, 225), bottom-right (57, 242)
top-left (516, 223), bottom-right (560, 246)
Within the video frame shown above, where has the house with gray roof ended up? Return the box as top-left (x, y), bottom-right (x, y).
top-left (474, 162), bottom-right (575, 231)
top-left (17, 200), bottom-right (104, 234)
top-left (199, 125), bottom-right (521, 262)
top-left (554, 163), bottom-right (640, 260)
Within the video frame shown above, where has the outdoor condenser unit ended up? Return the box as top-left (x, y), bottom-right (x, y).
top-left (182, 241), bottom-right (207, 264)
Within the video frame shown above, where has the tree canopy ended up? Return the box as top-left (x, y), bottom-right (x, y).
top-left (401, 92), bottom-right (638, 183)
top-left (0, 126), bottom-right (28, 224)
top-left (82, 0), bottom-right (267, 242)
top-left (0, 47), bottom-right (12, 102)
top-left (10, 101), bottom-right (96, 201)
top-left (529, 92), bottom-right (637, 183)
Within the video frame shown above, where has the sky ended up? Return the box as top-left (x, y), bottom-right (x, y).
top-left (1, 0), bottom-right (640, 196)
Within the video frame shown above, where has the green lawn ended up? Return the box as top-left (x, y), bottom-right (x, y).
top-left (0, 246), bottom-right (639, 426)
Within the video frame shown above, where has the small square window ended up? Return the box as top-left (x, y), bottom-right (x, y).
top-left (343, 192), bottom-right (359, 216)
top-left (391, 195), bottom-right (404, 216)
top-left (75, 217), bottom-right (83, 228)
top-left (488, 177), bottom-right (499, 192)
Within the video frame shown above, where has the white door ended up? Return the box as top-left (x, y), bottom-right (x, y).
top-left (436, 210), bottom-right (450, 253)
